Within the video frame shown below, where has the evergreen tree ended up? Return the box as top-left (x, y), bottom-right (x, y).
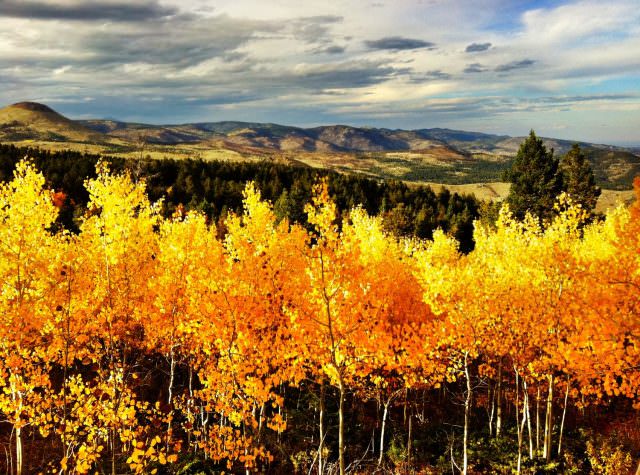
top-left (274, 189), bottom-right (293, 223)
top-left (560, 144), bottom-right (601, 213)
top-left (504, 130), bottom-right (563, 221)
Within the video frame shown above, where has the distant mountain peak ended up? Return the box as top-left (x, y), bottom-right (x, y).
top-left (10, 102), bottom-right (59, 114)
top-left (0, 101), bottom-right (101, 142)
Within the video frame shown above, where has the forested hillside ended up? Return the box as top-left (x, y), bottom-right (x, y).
top-left (0, 143), bottom-right (480, 251)
top-left (2, 102), bottom-right (639, 192)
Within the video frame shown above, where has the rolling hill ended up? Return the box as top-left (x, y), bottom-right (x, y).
top-left (1, 102), bottom-right (639, 197)
top-left (75, 116), bottom-right (639, 189)
top-left (0, 102), bottom-right (104, 143)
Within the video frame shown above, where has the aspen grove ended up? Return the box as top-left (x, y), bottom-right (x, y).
top-left (1, 159), bottom-right (639, 474)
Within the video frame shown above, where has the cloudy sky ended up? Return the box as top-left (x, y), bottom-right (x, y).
top-left (1, 0), bottom-right (639, 145)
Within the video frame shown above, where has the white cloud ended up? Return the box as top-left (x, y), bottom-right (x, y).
top-left (0, 0), bottom-right (637, 143)
top-left (520, 0), bottom-right (638, 45)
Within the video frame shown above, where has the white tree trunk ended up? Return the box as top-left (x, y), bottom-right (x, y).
top-left (318, 384), bottom-right (325, 475)
top-left (543, 375), bottom-right (554, 462)
top-left (16, 426), bottom-right (22, 475)
top-left (515, 369), bottom-right (523, 474)
top-left (557, 379), bottom-right (570, 457)
top-left (407, 409), bottom-right (413, 469)
top-left (463, 352), bottom-right (471, 475)
top-left (338, 380), bottom-right (346, 475)
top-left (378, 398), bottom-right (390, 467)
top-left (488, 381), bottom-right (495, 437)
top-left (536, 386), bottom-right (540, 455)
top-left (524, 380), bottom-right (533, 459)
top-left (496, 363), bottom-right (502, 437)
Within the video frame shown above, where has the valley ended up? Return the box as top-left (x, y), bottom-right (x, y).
top-left (0, 101), bottom-right (637, 213)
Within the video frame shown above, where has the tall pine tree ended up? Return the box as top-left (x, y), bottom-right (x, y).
top-left (504, 130), bottom-right (563, 221)
top-left (559, 144), bottom-right (601, 213)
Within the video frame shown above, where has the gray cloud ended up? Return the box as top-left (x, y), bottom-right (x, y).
top-left (464, 63), bottom-right (487, 73)
top-left (537, 94), bottom-right (636, 104)
top-left (495, 59), bottom-right (536, 72)
top-left (62, 14), bottom-right (284, 69)
top-left (0, 0), bottom-right (177, 22)
top-left (287, 61), bottom-right (405, 89)
top-left (0, 0), bottom-right (637, 144)
top-left (315, 45), bottom-right (346, 55)
top-left (0, 7), bottom-right (401, 99)
top-left (409, 70), bottom-right (452, 82)
top-left (365, 36), bottom-right (436, 50)
top-left (291, 15), bottom-right (343, 44)
top-left (465, 42), bottom-right (492, 53)
top-left (337, 93), bottom-right (640, 122)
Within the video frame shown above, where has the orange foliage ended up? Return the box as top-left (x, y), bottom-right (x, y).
top-left (0, 159), bottom-right (639, 472)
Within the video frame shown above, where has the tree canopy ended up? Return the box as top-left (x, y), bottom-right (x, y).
top-left (560, 143), bottom-right (601, 213)
top-left (0, 143), bottom-right (480, 251)
top-left (504, 130), bottom-right (564, 221)
top-left (504, 132), bottom-right (603, 222)
top-left (0, 159), bottom-right (639, 474)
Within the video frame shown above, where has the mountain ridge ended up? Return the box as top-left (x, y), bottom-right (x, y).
top-left (1, 101), bottom-right (639, 191)
top-left (77, 117), bottom-right (633, 156)
top-left (1, 101), bottom-right (631, 154)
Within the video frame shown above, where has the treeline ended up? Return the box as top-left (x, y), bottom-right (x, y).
top-left (0, 160), bottom-right (639, 474)
top-left (0, 143), bottom-right (479, 251)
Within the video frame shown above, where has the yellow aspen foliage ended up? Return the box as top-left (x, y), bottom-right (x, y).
top-left (1, 159), bottom-right (640, 473)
